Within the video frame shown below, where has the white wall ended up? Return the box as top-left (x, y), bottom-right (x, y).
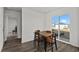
top-left (0, 8), bottom-right (3, 51)
top-left (45, 7), bottom-right (79, 47)
top-left (77, 8), bottom-right (79, 46)
top-left (22, 8), bottom-right (45, 43)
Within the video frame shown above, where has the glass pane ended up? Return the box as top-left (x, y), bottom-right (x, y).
top-left (52, 16), bottom-right (59, 39)
top-left (59, 15), bottom-right (70, 42)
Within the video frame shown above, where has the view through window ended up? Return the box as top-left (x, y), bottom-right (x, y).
top-left (52, 15), bottom-right (70, 42)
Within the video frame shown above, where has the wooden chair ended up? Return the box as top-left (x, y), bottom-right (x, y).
top-left (53, 32), bottom-right (58, 50)
top-left (46, 32), bottom-right (57, 52)
top-left (34, 30), bottom-right (45, 51)
top-left (34, 30), bottom-right (41, 50)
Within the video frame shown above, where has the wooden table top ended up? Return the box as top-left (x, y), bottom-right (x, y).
top-left (40, 31), bottom-right (52, 37)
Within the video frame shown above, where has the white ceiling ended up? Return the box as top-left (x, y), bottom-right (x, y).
top-left (5, 7), bottom-right (22, 12)
top-left (8, 7), bottom-right (22, 10)
top-left (5, 7), bottom-right (63, 13)
top-left (28, 7), bottom-right (63, 13)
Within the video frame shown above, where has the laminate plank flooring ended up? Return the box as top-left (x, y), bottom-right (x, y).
top-left (2, 36), bottom-right (79, 52)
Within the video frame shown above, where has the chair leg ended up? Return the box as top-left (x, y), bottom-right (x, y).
top-left (37, 41), bottom-right (40, 51)
top-left (54, 38), bottom-right (58, 50)
top-left (33, 40), bottom-right (36, 48)
top-left (44, 40), bottom-right (47, 52)
top-left (51, 43), bottom-right (53, 52)
top-left (55, 42), bottom-right (57, 50)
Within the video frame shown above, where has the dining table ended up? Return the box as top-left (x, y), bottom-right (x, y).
top-left (40, 31), bottom-right (54, 52)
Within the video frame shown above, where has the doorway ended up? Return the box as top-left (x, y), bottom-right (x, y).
top-left (3, 7), bottom-right (22, 49)
top-left (51, 15), bottom-right (70, 43)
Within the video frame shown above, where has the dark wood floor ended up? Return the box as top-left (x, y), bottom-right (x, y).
top-left (2, 36), bottom-right (79, 52)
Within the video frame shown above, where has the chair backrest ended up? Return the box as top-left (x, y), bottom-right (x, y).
top-left (35, 30), bottom-right (40, 33)
top-left (34, 30), bottom-right (40, 41)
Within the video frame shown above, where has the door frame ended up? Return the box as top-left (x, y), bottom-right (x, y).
top-left (3, 7), bottom-right (22, 44)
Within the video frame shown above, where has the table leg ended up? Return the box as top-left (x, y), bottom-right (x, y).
top-left (44, 37), bottom-right (47, 52)
top-left (51, 43), bottom-right (53, 52)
